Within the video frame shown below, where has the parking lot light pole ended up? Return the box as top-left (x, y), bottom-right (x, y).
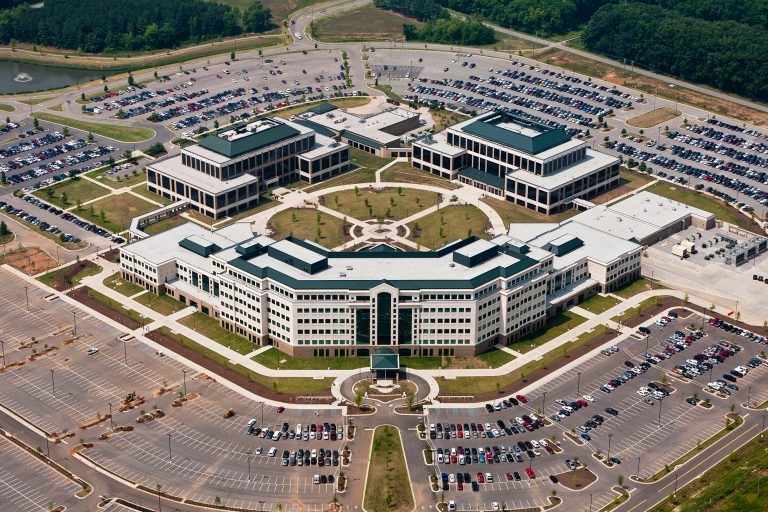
top-left (761, 414), bottom-right (765, 438)
top-left (576, 372), bottom-right (582, 397)
top-left (247, 450), bottom-right (252, 481)
top-left (50, 369), bottom-right (56, 397)
top-left (0, 339), bottom-right (5, 367)
top-left (109, 403), bottom-right (114, 431)
top-left (658, 397), bottom-right (663, 425)
top-left (73, 311), bottom-right (77, 336)
top-left (637, 457), bottom-right (641, 479)
top-left (123, 340), bottom-right (128, 365)
top-left (182, 370), bottom-right (187, 398)
top-left (24, 285), bottom-right (29, 311)
top-left (674, 472), bottom-right (678, 496)
top-left (589, 493), bottom-right (593, 512)
top-left (541, 391), bottom-right (546, 418)
top-left (748, 386), bottom-right (751, 407)
top-left (167, 433), bottom-right (172, 461)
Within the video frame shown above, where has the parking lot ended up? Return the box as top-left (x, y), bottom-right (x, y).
top-left (377, 48), bottom-right (768, 218)
top-left (0, 435), bottom-right (82, 512)
top-left (420, 308), bottom-right (768, 511)
top-left (0, 268), bottom-right (348, 509)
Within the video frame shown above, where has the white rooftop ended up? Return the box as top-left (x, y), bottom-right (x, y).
top-left (150, 156), bottom-right (258, 194)
top-left (414, 133), bottom-right (466, 156)
top-left (299, 135), bottom-right (349, 160)
top-left (508, 149), bottom-right (618, 191)
top-left (123, 222), bottom-right (255, 271)
top-left (521, 220), bottom-right (640, 268)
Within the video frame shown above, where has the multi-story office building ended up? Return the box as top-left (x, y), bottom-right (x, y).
top-left (145, 118), bottom-right (349, 219)
top-left (412, 111), bottom-right (620, 214)
top-left (118, 193), bottom-right (710, 358)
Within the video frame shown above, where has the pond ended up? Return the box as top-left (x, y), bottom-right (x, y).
top-left (0, 60), bottom-right (106, 94)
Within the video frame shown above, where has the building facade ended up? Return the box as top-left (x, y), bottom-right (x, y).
top-left (145, 118), bottom-right (350, 219)
top-left (412, 111), bottom-right (621, 214)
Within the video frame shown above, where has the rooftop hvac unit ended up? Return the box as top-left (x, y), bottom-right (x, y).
top-left (339, 272), bottom-right (347, 277)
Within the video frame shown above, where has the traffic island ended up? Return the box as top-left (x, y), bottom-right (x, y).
top-left (557, 468), bottom-right (598, 490)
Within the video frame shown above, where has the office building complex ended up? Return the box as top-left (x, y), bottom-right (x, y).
top-left (412, 111), bottom-right (620, 214)
top-left (145, 117), bottom-right (350, 219)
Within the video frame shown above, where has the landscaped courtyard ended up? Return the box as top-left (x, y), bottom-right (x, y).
top-left (321, 186), bottom-right (441, 221)
top-left (268, 207), bottom-right (349, 248)
top-left (408, 204), bottom-right (491, 249)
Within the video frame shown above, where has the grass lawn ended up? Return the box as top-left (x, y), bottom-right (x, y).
top-left (253, 348), bottom-right (369, 370)
top-left (429, 108), bottom-right (470, 133)
top-left (178, 312), bottom-right (256, 355)
top-left (611, 296), bottom-right (662, 323)
top-left (77, 193), bottom-right (157, 232)
top-left (155, 326), bottom-right (333, 394)
top-left (271, 97), bottom-right (371, 119)
top-left (349, 147), bottom-right (394, 170)
top-left (408, 205), bottom-right (491, 249)
top-left (33, 177), bottom-right (111, 209)
top-left (18, 97), bottom-right (55, 105)
top-left (578, 294), bottom-right (623, 314)
top-left (141, 215), bottom-right (191, 236)
top-left (370, 84), bottom-right (404, 103)
top-left (647, 424), bottom-right (764, 512)
top-left (627, 108), bottom-right (682, 129)
top-left (131, 184), bottom-right (174, 205)
top-left (30, 112), bottom-right (155, 143)
top-left (268, 208), bottom-right (348, 248)
top-left (87, 287), bottom-right (147, 325)
top-left (481, 196), bottom-right (579, 227)
top-left (594, 169), bottom-right (655, 205)
top-left (103, 274), bottom-right (144, 297)
top-left (475, 30), bottom-right (543, 52)
top-left (0, 103), bottom-right (15, 112)
top-left (314, 4), bottom-right (423, 42)
top-left (304, 167), bottom-right (377, 192)
top-left (380, 162), bottom-right (459, 190)
top-left (511, 310), bottom-right (587, 353)
top-left (645, 182), bottom-right (756, 231)
top-left (48, 103), bottom-right (64, 112)
top-left (612, 277), bottom-right (659, 299)
top-left (401, 347), bottom-right (515, 370)
top-left (134, 292), bottom-right (185, 316)
top-left (322, 187), bottom-right (441, 221)
top-left (39, 263), bottom-right (102, 288)
top-left (365, 425), bottom-right (414, 512)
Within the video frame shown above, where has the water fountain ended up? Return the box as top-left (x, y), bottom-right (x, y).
top-left (14, 72), bottom-right (33, 83)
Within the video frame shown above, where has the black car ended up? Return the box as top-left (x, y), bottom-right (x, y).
top-left (639, 326), bottom-right (651, 334)
top-left (549, 475), bottom-right (559, 483)
top-left (605, 407), bottom-right (619, 416)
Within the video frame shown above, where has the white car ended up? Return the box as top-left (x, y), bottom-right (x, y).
top-left (583, 395), bottom-right (595, 402)
top-left (492, 503), bottom-right (499, 511)
top-left (86, 347), bottom-right (99, 355)
top-left (255, 446), bottom-right (263, 455)
top-left (539, 439), bottom-right (549, 448)
top-left (449, 474), bottom-right (456, 483)
top-left (485, 472), bottom-right (493, 483)
top-left (268, 447), bottom-right (277, 457)
top-left (530, 440), bottom-right (540, 448)
top-left (448, 501), bottom-right (456, 511)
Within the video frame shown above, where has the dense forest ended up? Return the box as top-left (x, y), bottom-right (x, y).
top-left (403, 17), bottom-right (494, 45)
top-left (373, 0), bottom-right (447, 22)
top-left (583, 3), bottom-right (768, 102)
top-left (0, 0), bottom-right (273, 53)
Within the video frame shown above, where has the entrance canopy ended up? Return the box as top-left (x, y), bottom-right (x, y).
top-left (370, 348), bottom-right (399, 371)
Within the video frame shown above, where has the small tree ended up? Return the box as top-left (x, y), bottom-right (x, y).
top-left (617, 474), bottom-right (624, 487)
top-left (61, 192), bottom-right (69, 205)
top-left (33, 117), bottom-right (39, 130)
top-left (87, 131), bottom-right (94, 143)
top-left (62, 126), bottom-right (70, 137)
top-left (354, 390), bottom-right (364, 408)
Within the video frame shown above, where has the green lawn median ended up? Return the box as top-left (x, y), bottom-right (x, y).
top-left (30, 112), bottom-right (155, 143)
top-left (364, 425), bottom-right (414, 512)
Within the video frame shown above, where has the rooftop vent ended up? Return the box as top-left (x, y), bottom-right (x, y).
top-left (339, 272), bottom-right (347, 277)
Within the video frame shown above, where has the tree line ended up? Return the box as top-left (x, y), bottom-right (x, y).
top-left (0, 0), bottom-right (273, 53)
top-left (583, 3), bottom-right (768, 102)
top-left (373, 0), bottom-right (446, 22)
top-left (403, 17), bottom-right (494, 45)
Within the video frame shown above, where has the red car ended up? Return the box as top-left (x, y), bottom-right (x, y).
top-left (477, 473), bottom-right (485, 483)
top-left (516, 394), bottom-right (528, 404)
top-left (276, 406), bottom-right (285, 413)
top-left (506, 472), bottom-right (514, 481)
top-left (577, 399), bottom-right (588, 407)
top-left (525, 467), bottom-right (536, 478)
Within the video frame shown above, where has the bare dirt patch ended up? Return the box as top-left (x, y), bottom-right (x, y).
top-left (0, 246), bottom-right (58, 274)
top-left (627, 108), bottom-right (682, 128)
top-left (558, 467), bottom-right (597, 490)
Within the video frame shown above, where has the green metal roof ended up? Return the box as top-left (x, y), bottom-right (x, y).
top-left (371, 349), bottom-right (399, 370)
top-left (545, 235), bottom-right (584, 256)
top-left (341, 130), bottom-right (383, 150)
top-left (307, 102), bottom-right (338, 114)
top-left (458, 167), bottom-right (505, 190)
top-left (179, 236), bottom-right (220, 257)
top-left (293, 119), bottom-right (337, 138)
top-left (198, 122), bottom-right (301, 158)
top-left (461, 112), bottom-right (571, 155)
